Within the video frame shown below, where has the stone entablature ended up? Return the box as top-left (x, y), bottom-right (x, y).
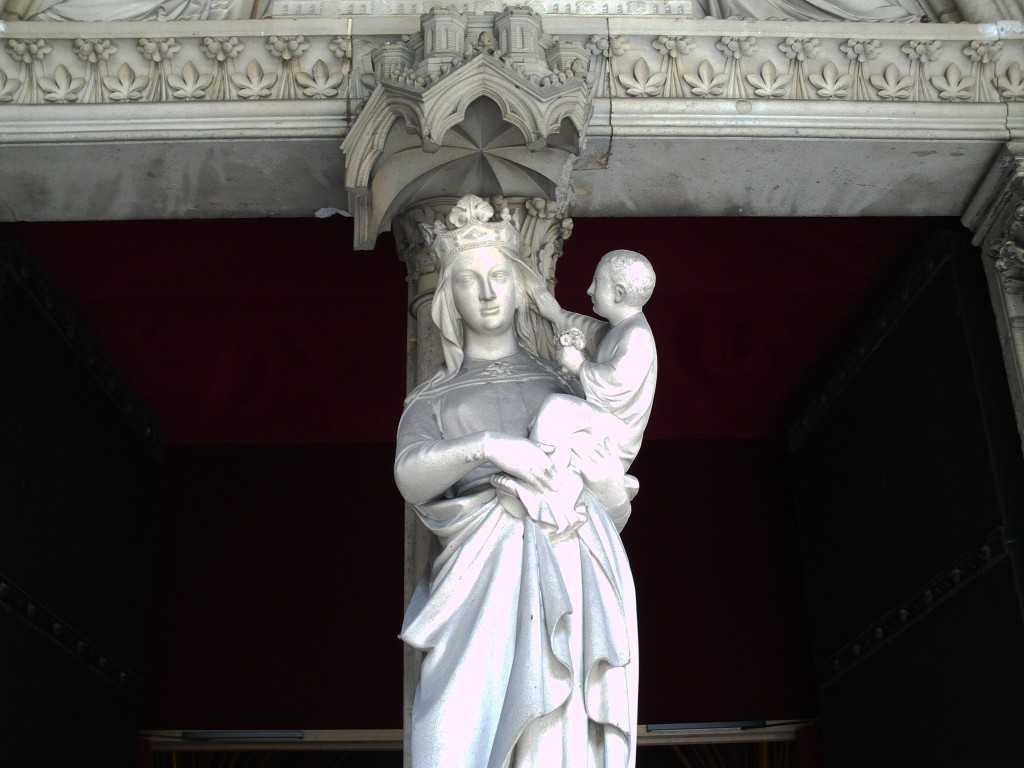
top-left (1, 17), bottom-right (1022, 109)
top-left (0, 14), bottom-right (1020, 224)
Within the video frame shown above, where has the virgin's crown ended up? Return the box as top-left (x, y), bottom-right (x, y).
top-left (422, 195), bottom-right (522, 270)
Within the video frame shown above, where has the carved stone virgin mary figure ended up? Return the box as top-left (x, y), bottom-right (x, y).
top-left (395, 195), bottom-right (639, 768)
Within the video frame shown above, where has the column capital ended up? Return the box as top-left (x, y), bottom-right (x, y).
top-left (963, 143), bottom-right (1024, 453)
top-left (965, 143), bottom-right (1024, 298)
top-left (393, 202), bottom-right (451, 318)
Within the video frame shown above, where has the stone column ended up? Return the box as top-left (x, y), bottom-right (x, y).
top-left (391, 201), bottom-right (452, 768)
top-left (963, 143), bottom-right (1024, 456)
top-left (394, 203), bottom-right (450, 390)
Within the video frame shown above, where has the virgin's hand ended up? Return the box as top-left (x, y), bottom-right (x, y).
top-left (483, 433), bottom-right (557, 493)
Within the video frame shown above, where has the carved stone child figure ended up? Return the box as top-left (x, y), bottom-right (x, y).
top-left (495, 250), bottom-right (657, 534)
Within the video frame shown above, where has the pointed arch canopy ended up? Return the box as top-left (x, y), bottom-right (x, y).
top-left (341, 52), bottom-right (593, 250)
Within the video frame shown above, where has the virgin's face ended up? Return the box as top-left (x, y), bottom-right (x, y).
top-left (450, 247), bottom-right (517, 336)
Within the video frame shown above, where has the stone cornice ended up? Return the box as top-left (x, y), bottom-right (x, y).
top-left (0, 99), bottom-right (350, 142)
top-left (591, 97), bottom-right (1014, 140)
top-left (1, 15), bottom-right (1022, 222)
top-left (1, 88), bottom-right (1014, 145)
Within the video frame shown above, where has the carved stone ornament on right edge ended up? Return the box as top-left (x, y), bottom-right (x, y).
top-left (394, 194), bottom-right (657, 768)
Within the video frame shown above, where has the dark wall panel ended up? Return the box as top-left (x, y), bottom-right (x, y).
top-left (818, 562), bottom-right (1024, 767)
top-left (2, 216), bottom-right (936, 443)
top-left (141, 439), bottom-right (816, 729)
top-left (0, 242), bottom-right (163, 765)
top-left (790, 233), bottom-right (1024, 767)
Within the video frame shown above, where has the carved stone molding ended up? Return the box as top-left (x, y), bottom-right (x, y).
top-left (816, 530), bottom-right (1006, 688)
top-left (594, 18), bottom-right (1024, 104)
top-left (2, 19), bottom-right (1022, 109)
top-left (964, 143), bottom-right (1024, 451)
top-left (0, 26), bottom-right (361, 105)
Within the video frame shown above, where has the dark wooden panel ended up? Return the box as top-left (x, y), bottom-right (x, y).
top-left (0, 241), bottom-right (163, 765)
top-left (818, 560), bottom-right (1024, 768)
top-left (789, 232), bottom-right (1024, 765)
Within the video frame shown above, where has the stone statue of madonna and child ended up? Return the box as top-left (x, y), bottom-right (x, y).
top-left (395, 194), bottom-right (658, 768)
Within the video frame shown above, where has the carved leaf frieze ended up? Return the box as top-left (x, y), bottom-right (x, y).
top-left (778, 38), bottom-right (818, 100)
top-left (931, 63), bottom-right (974, 101)
top-left (0, 68), bottom-right (20, 102)
top-left (0, 20), bottom-right (1022, 106)
top-left (998, 61), bottom-right (1024, 101)
top-left (746, 60), bottom-right (789, 99)
top-left (870, 63), bottom-right (913, 101)
top-left (38, 63), bottom-right (84, 103)
top-left (103, 63), bottom-right (149, 102)
top-left (590, 28), bottom-right (1024, 105)
top-left (0, 31), bottom-right (357, 105)
top-left (167, 60), bottom-right (213, 100)
top-left (618, 57), bottom-right (665, 97)
top-left (808, 61), bottom-right (851, 100)
top-left (684, 59), bottom-right (725, 98)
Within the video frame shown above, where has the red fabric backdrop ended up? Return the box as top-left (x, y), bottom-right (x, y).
top-left (1, 215), bottom-right (945, 729)
top-left (5, 215), bottom-right (936, 444)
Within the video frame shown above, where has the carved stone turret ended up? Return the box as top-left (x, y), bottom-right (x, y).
top-left (421, 6), bottom-right (467, 68)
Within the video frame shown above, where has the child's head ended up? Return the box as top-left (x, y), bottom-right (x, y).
top-left (597, 250), bottom-right (656, 309)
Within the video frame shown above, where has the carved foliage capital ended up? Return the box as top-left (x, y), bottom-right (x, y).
top-left (969, 151), bottom-right (1024, 298)
top-left (395, 204), bottom-right (444, 273)
top-left (513, 196), bottom-right (574, 360)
